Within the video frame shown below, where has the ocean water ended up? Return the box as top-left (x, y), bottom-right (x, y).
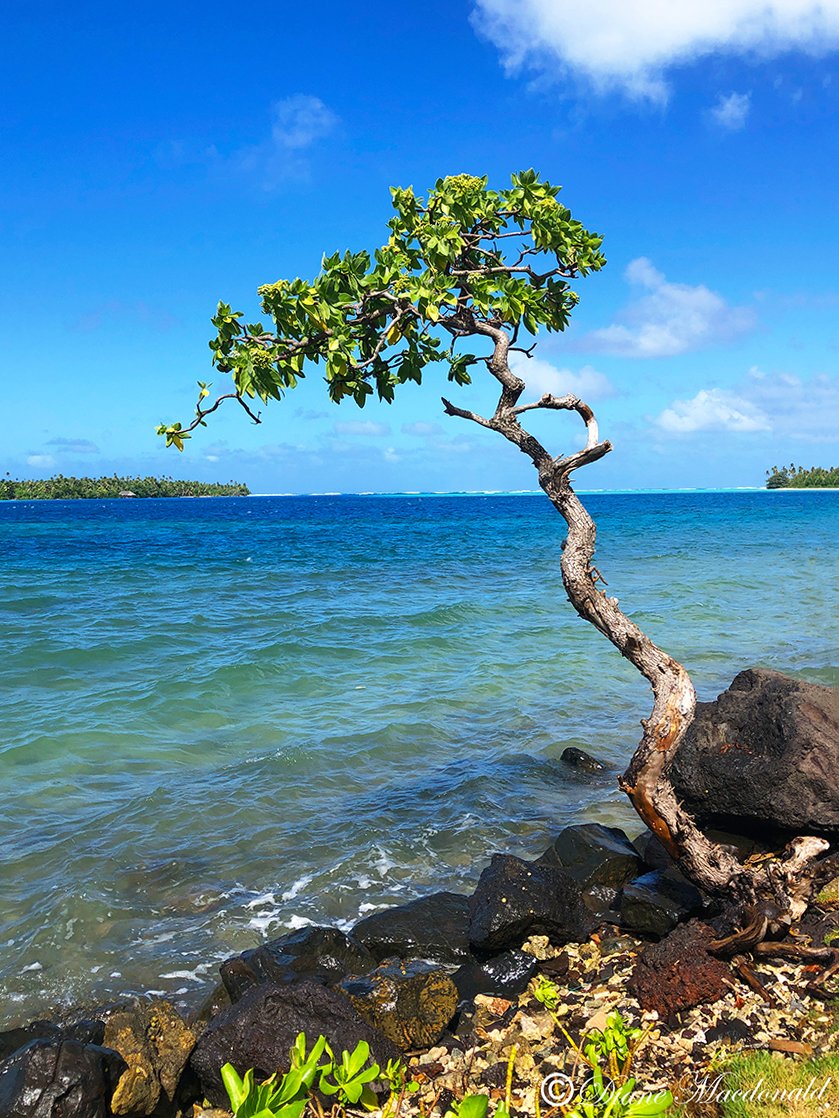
top-left (0, 491), bottom-right (836, 1026)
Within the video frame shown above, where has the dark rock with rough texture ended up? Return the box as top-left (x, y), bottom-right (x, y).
top-left (451, 950), bottom-right (538, 1002)
top-left (560, 747), bottom-right (605, 773)
top-left (190, 982), bottom-right (231, 1031)
top-left (671, 668), bottom-right (839, 838)
top-left (352, 893), bottom-right (471, 964)
top-left (619, 870), bottom-right (705, 937)
top-left (540, 824), bottom-right (642, 914)
top-left (337, 960), bottom-right (458, 1050)
top-left (628, 921), bottom-right (730, 1022)
top-left (0, 1038), bottom-right (126, 1118)
top-left (468, 855), bottom-right (594, 954)
top-left (102, 1000), bottom-right (195, 1116)
top-left (190, 981), bottom-right (398, 1106)
top-left (0, 1021), bottom-right (105, 1065)
top-left (220, 925), bottom-right (375, 1001)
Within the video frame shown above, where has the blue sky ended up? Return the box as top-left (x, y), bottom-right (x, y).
top-left (2, 0), bottom-right (838, 492)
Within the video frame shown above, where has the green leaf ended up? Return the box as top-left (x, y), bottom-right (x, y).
top-left (220, 1064), bottom-right (246, 1112)
top-left (457, 1096), bottom-right (490, 1118)
top-left (623, 1092), bottom-right (674, 1117)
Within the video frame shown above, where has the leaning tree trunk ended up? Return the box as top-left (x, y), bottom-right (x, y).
top-left (442, 324), bottom-right (830, 954)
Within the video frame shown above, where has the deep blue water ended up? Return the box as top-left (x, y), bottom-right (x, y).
top-left (0, 490), bottom-right (836, 1024)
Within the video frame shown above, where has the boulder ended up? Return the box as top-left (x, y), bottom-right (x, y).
top-left (352, 892), bottom-right (471, 964)
top-left (0, 1021), bottom-right (104, 1065)
top-left (468, 855), bottom-right (593, 954)
top-left (0, 1038), bottom-right (125, 1118)
top-left (618, 870), bottom-right (705, 937)
top-left (190, 981), bottom-right (399, 1106)
top-left (628, 921), bottom-right (730, 1022)
top-left (451, 950), bottom-right (538, 1002)
top-left (220, 925), bottom-right (375, 1001)
top-left (559, 747), bottom-right (605, 773)
top-left (337, 960), bottom-right (458, 1050)
top-left (101, 1000), bottom-right (195, 1116)
top-left (539, 824), bottom-right (642, 914)
top-left (671, 668), bottom-right (839, 838)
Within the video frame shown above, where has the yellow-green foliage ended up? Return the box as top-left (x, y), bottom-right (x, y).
top-left (158, 170), bottom-right (606, 447)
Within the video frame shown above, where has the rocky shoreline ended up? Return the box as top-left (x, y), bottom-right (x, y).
top-left (2, 668), bottom-right (837, 1118)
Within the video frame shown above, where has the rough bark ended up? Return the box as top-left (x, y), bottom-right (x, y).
top-left (442, 328), bottom-right (828, 936)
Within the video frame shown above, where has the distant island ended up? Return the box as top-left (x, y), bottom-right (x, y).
top-left (766, 464), bottom-right (839, 489)
top-left (1, 475), bottom-right (250, 499)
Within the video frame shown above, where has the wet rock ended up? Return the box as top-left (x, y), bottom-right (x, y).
top-left (220, 925), bottom-right (374, 1001)
top-left (338, 960), bottom-right (458, 1050)
top-left (468, 855), bottom-right (593, 954)
top-left (0, 1023), bottom-right (61, 1065)
top-left (190, 982), bottom-right (231, 1032)
top-left (0, 1038), bottom-right (126, 1118)
top-left (190, 980), bottom-right (399, 1106)
top-left (452, 950), bottom-right (538, 1002)
top-left (628, 921), bottom-right (730, 1022)
top-left (560, 747), bottom-right (605, 773)
top-left (102, 1000), bottom-right (195, 1116)
top-left (540, 824), bottom-right (642, 915)
top-left (619, 870), bottom-right (705, 937)
top-left (0, 1021), bottom-right (105, 1065)
top-left (671, 668), bottom-right (839, 838)
top-left (352, 892), bottom-right (471, 964)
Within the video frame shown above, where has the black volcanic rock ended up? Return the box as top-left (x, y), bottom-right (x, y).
top-left (190, 981), bottom-right (398, 1106)
top-left (671, 668), bottom-right (839, 838)
top-left (0, 1038), bottom-right (125, 1118)
top-left (352, 892), bottom-right (471, 964)
top-left (220, 925), bottom-right (375, 1001)
top-left (468, 855), bottom-right (593, 954)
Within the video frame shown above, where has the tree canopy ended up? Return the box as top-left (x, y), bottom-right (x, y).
top-left (158, 170), bottom-right (605, 448)
top-left (766, 464), bottom-right (839, 489)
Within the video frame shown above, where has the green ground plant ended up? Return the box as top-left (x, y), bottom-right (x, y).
top-left (531, 980), bottom-right (673, 1118)
top-left (671, 1051), bottom-right (839, 1118)
top-left (220, 1032), bottom-right (385, 1118)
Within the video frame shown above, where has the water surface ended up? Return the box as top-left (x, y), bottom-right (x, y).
top-left (0, 491), bottom-right (836, 1024)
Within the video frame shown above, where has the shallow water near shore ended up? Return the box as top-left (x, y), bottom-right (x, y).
top-left (0, 490), bottom-right (836, 1026)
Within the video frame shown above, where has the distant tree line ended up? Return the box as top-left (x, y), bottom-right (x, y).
top-left (766, 464), bottom-right (839, 489)
top-left (0, 474), bottom-right (250, 500)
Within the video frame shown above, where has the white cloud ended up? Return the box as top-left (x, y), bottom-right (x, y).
top-left (269, 95), bottom-right (338, 150)
top-left (333, 420), bottom-right (390, 437)
top-left (709, 91), bottom-right (751, 130)
top-left (26, 454), bottom-right (57, 469)
top-left (656, 388), bottom-right (771, 432)
top-left (473, 0), bottom-right (839, 99)
top-left (509, 355), bottom-right (616, 399)
top-left (655, 370), bottom-right (839, 438)
top-left (582, 257), bottom-right (756, 357)
top-left (230, 95), bottom-right (337, 188)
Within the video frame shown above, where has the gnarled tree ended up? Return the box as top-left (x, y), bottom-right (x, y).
top-left (160, 171), bottom-right (832, 971)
